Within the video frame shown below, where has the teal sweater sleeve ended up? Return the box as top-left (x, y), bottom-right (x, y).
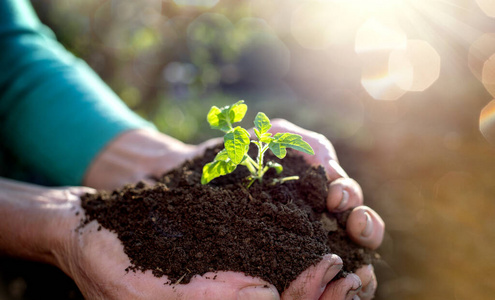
top-left (0, 0), bottom-right (156, 185)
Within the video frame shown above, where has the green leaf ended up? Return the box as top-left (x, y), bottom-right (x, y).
top-left (201, 160), bottom-right (237, 184)
top-left (260, 132), bottom-right (273, 144)
top-left (254, 112), bottom-right (271, 134)
top-left (272, 133), bottom-right (314, 155)
top-left (207, 101), bottom-right (247, 132)
top-left (253, 128), bottom-right (262, 141)
top-left (224, 126), bottom-right (251, 164)
top-left (214, 149), bottom-right (230, 162)
top-left (207, 106), bottom-right (230, 132)
top-left (229, 100), bottom-right (248, 123)
top-left (268, 142), bottom-right (287, 159)
top-left (267, 161), bottom-right (283, 174)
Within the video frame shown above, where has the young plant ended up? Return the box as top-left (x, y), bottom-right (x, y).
top-left (201, 101), bottom-right (315, 187)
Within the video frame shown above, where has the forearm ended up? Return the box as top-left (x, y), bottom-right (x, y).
top-left (0, 178), bottom-right (78, 265)
top-left (0, 0), bottom-right (155, 186)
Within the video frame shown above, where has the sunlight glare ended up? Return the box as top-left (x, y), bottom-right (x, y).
top-left (480, 99), bottom-right (495, 144)
top-left (482, 53), bottom-right (495, 98)
top-left (389, 40), bottom-right (441, 92)
top-left (476, 0), bottom-right (495, 18)
top-left (355, 18), bottom-right (407, 54)
top-left (468, 33), bottom-right (495, 81)
top-left (356, 18), bottom-right (408, 100)
top-left (291, 1), bottom-right (359, 49)
top-left (361, 61), bottom-right (408, 101)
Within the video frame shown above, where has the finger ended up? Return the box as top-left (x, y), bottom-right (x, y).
top-left (67, 186), bottom-right (97, 196)
top-left (303, 156), bottom-right (348, 182)
top-left (127, 271), bottom-right (280, 300)
top-left (196, 137), bottom-right (224, 154)
top-left (354, 265), bottom-right (377, 300)
top-left (281, 254), bottom-right (343, 300)
top-left (327, 178), bottom-right (363, 212)
top-left (320, 273), bottom-right (362, 300)
top-left (185, 272), bottom-right (280, 300)
top-left (346, 206), bottom-right (385, 250)
top-left (268, 119), bottom-right (346, 181)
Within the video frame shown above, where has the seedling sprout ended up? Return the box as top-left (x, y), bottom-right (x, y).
top-left (201, 101), bottom-right (314, 187)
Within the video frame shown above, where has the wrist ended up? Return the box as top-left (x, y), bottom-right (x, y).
top-left (83, 129), bottom-right (197, 190)
top-left (0, 179), bottom-right (83, 267)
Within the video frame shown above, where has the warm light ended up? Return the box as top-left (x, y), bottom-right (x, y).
top-left (389, 40), bottom-right (441, 92)
top-left (482, 53), bottom-right (495, 98)
top-left (356, 18), bottom-right (408, 100)
top-left (173, 0), bottom-right (219, 8)
top-left (291, 1), bottom-right (362, 49)
top-left (480, 99), bottom-right (495, 144)
top-left (468, 33), bottom-right (495, 81)
top-left (476, 0), bottom-right (495, 18)
top-left (355, 18), bottom-right (407, 54)
top-left (361, 63), bottom-right (408, 101)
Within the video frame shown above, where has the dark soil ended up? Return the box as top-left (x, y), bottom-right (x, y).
top-left (80, 145), bottom-right (378, 293)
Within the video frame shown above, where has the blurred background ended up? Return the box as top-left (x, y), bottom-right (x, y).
top-left (2, 0), bottom-right (495, 299)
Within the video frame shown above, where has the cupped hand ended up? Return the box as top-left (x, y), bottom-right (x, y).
top-left (83, 121), bottom-right (385, 299)
top-left (53, 188), bottom-right (365, 300)
top-left (269, 119), bottom-right (385, 300)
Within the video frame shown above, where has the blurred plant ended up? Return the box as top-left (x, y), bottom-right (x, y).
top-left (31, 0), bottom-right (289, 141)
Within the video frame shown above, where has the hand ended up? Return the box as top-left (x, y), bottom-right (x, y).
top-left (52, 188), bottom-right (366, 300)
top-left (0, 179), bottom-right (351, 300)
top-left (83, 123), bottom-right (385, 299)
top-left (83, 129), bottom-right (221, 190)
top-left (269, 119), bottom-right (385, 299)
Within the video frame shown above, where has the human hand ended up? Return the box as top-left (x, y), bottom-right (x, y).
top-left (50, 188), bottom-right (365, 300)
top-left (83, 129), bottom-right (220, 190)
top-left (83, 122), bottom-right (384, 299)
top-left (269, 118), bottom-right (385, 300)
top-left (0, 177), bottom-right (363, 300)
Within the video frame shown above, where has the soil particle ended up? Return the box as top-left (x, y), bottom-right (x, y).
top-left (80, 145), bottom-right (378, 293)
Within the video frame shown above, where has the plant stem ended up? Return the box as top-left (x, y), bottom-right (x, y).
top-left (271, 176), bottom-right (300, 185)
top-left (257, 141), bottom-right (264, 180)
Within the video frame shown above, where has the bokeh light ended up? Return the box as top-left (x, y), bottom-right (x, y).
top-left (482, 53), bottom-right (495, 98)
top-left (361, 62), bottom-right (408, 101)
top-left (476, 0), bottom-right (495, 17)
top-left (173, 0), bottom-right (219, 8)
top-left (479, 99), bottom-right (495, 144)
top-left (355, 18), bottom-right (409, 100)
top-left (93, 0), bottom-right (163, 51)
top-left (291, 1), bottom-right (359, 49)
top-left (468, 33), bottom-right (495, 81)
top-left (389, 40), bottom-right (441, 92)
top-left (355, 17), bottom-right (407, 55)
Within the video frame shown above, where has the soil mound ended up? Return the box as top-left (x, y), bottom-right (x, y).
top-left (81, 146), bottom-right (377, 292)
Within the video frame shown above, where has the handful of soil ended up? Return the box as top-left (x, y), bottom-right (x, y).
top-left (80, 146), bottom-right (378, 293)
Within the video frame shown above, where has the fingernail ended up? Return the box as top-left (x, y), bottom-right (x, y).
top-left (360, 271), bottom-right (377, 297)
top-left (361, 280), bottom-right (374, 294)
top-left (321, 257), bottom-right (343, 287)
top-left (361, 212), bottom-right (373, 238)
top-left (336, 189), bottom-right (349, 211)
top-left (238, 286), bottom-right (279, 300)
top-left (345, 275), bottom-right (362, 300)
top-left (328, 160), bottom-right (349, 178)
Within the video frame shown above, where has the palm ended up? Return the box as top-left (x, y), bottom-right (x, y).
top-left (66, 217), bottom-right (275, 299)
top-left (60, 198), bottom-right (360, 300)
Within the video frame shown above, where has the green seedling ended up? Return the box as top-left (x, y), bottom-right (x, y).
top-left (201, 100), bottom-right (314, 187)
